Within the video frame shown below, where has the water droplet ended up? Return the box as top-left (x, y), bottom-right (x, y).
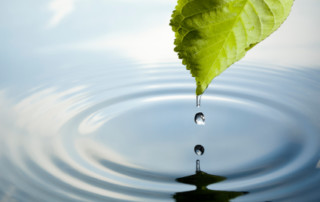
top-left (196, 159), bottom-right (201, 172)
top-left (194, 112), bottom-right (205, 125)
top-left (196, 95), bottom-right (202, 108)
top-left (194, 145), bottom-right (205, 156)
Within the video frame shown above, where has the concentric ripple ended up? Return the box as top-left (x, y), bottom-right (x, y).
top-left (0, 62), bottom-right (320, 202)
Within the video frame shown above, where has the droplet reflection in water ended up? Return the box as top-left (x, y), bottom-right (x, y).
top-left (194, 112), bottom-right (205, 125)
top-left (194, 145), bottom-right (205, 156)
top-left (174, 159), bottom-right (247, 201)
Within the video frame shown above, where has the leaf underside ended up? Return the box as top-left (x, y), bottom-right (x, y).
top-left (170, 0), bottom-right (294, 95)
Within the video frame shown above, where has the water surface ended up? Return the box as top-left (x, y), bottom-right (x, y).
top-left (1, 61), bottom-right (320, 201)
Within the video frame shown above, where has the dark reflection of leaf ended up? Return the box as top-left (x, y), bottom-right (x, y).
top-left (173, 161), bottom-right (248, 202)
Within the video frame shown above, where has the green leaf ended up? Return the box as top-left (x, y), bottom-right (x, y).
top-left (170, 0), bottom-right (294, 95)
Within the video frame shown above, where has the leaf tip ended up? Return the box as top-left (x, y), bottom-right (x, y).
top-left (196, 82), bottom-right (207, 96)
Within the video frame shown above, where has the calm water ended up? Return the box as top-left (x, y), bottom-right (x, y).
top-left (1, 0), bottom-right (320, 202)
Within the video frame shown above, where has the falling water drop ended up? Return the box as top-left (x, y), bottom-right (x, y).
top-left (194, 145), bottom-right (205, 156)
top-left (194, 112), bottom-right (205, 125)
top-left (196, 95), bottom-right (202, 108)
top-left (196, 160), bottom-right (201, 172)
top-left (194, 95), bottom-right (205, 157)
